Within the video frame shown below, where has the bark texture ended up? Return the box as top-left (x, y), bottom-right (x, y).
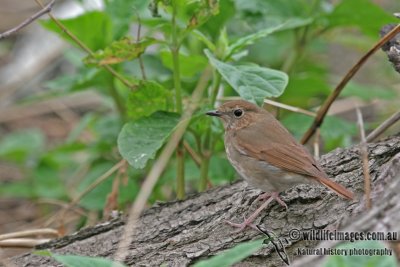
top-left (9, 135), bottom-right (400, 267)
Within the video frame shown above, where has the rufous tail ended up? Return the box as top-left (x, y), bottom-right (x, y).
top-left (316, 177), bottom-right (354, 200)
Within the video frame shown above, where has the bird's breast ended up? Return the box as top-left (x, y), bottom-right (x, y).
top-left (224, 133), bottom-right (314, 193)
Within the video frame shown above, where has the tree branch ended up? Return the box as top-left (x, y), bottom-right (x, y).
top-left (0, 0), bottom-right (56, 40)
top-left (8, 135), bottom-right (400, 267)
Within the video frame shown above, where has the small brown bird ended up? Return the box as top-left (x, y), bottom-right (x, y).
top-left (206, 100), bottom-right (354, 230)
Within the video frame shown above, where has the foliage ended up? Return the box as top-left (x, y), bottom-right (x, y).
top-left (35, 251), bottom-right (128, 267)
top-left (1, 1), bottom-right (399, 258)
top-left (323, 241), bottom-right (397, 267)
top-left (193, 239), bottom-right (264, 267)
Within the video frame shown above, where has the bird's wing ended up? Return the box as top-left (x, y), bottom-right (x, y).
top-left (233, 126), bottom-right (354, 199)
top-left (235, 135), bottom-right (323, 178)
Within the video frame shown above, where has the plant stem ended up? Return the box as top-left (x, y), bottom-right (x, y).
top-left (199, 151), bottom-right (210, 191)
top-left (34, 0), bottom-right (136, 91)
top-left (210, 71), bottom-right (222, 105)
top-left (171, 0), bottom-right (185, 199)
top-left (176, 145), bottom-right (185, 199)
top-left (199, 70), bottom-right (222, 191)
top-left (114, 68), bottom-right (212, 262)
top-left (171, 0), bottom-right (182, 114)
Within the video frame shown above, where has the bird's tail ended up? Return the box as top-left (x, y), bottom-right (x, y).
top-left (316, 177), bottom-right (354, 200)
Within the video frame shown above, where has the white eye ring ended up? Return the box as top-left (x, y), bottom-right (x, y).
top-left (233, 109), bottom-right (244, 118)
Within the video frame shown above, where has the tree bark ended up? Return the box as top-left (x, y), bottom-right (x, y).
top-left (8, 134), bottom-right (400, 267)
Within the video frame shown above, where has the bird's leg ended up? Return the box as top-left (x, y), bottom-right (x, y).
top-left (225, 192), bottom-right (286, 231)
top-left (257, 192), bottom-right (288, 210)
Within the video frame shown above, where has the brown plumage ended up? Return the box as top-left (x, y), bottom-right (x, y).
top-left (206, 100), bottom-right (354, 230)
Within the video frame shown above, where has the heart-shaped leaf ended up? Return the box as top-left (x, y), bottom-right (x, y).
top-left (205, 50), bottom-right (288, 105)
top-left (118, 111), bottom-right (180, 169)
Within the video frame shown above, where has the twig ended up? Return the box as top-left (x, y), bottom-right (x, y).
top-left (113, 67), bottom-right (212, 263)
top-left (366, 110), bottom-right (400, 142)
top-left (67, 160), bottom-right (126, 210)
top-left (0, 229), bottom-right (59, 241)
top-left (0, 238), bottom-right (51, 248)
top-left (34, 0), bottom-right (136, 91)
top-left (263, 99), bottom-right (316, 117)
top-left (0, 0), bottom-right (56, 40)
top-left (0, 91), bottom-right (103, 124)
top-left (45, 160), bottom-right (126, 226)
top-left (183, 140), bottom-right (201, 166)
top-left (218, 97), bottom-right (316, 117)
top-left (176, 144), bottom-right (185, 199)
top-left (313, 128), bottom-right (320, 159)
top-left (37, 199), bottom-right (86, 216)
top-left (356, 107), bottom-right (372, 209)
top-left (136, 14), bottom-right (147, 80)
top-left (301, 24), bottom-right (400, 145)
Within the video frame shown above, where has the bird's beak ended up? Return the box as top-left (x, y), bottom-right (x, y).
top-left (206, 110), bottom-right (222, 117)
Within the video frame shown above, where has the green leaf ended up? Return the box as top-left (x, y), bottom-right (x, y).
top-left (118, 111), bottom-right (180, 168)
top-left (226, 18), bottom-right (313, 59)
top-left (205, 50), bottom-right (288, 105)
top-left (33, 164), bottom-right (67, 199)
top-left (0, 180), bottom-right (34, 198)
top-left (185, 0), bottom-right (219, 30)
top-left (105, 0), bottom-right (151, 39)
top-left (193, 239), bottom-right (264, 267)
top-left (34, 250), bottom-right (51, 256)
top-left (78, 162), bottom-right (116, 210)
top-left (342, 82), bottom-right (397, 101)
top-left (0, 129), bottom-right (44, 163)
top-left (323, 241), bottom-right (397, 267)
top-left (41, 11), bottom-right (113, 51)
top-left (200, 0), bottom-right (235, 39)
top-left (127, 80), bottom-right (173, 120)
top-left (51, 254), bottom-right (127, 267)
top-left (192, 30), bottom-right (216, 52)
top-left (84, 37), bottom-right (158, 66)
top-left (327, 0), bottom-right (395, 37)
top-left (279, 63), bottom-right (331, 107)
top-left (160, 50), bottom-right (208, 77)
top-left (90, 114), bottom-right (122, 154)
top-left (234, 0), bottom-right (306, 16)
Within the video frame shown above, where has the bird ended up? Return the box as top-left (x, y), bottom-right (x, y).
top-left (206, 99), bottom-right (354, 230)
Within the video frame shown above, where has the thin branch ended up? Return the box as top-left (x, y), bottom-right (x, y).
top-left (37, 198), bottom-right (86, 216)
top-left (34, 0), bottom-right (136, 91)
top-left (366, 110), bottom-right (400, 142)
top-left (45, 160), bottom-right (126, 226)
top-left (136, 14), bottom-right (147, 80)
top-left (218, 97), bottom-right (317, 117)
top-left (301, 24), bottom-right (400, 145)
top-left (183, 140), bottom-right (201, 166)
top-left (0, 238), bottom-right (51, 248)
top-left (0, 229), bottom-right (59, 241)
top-left (113, 67), bottom-right (212, 263)
top-left (263, 99), bottom-right (316, 117)
top-left (0, 0), bottom-right (56, 40)
top-left (356, 107), bottom-right (372, 209)
top-left (313, 128), bottom-right (320, 159)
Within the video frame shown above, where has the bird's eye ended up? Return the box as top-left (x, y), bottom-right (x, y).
top-left (233, 109), bottom-right (244, 118)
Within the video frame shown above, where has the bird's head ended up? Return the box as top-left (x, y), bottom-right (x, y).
top-left (206, 100), bottom-right (263, 130)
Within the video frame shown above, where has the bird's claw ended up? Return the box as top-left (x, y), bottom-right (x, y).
top-left (224, 219), bottom-right (256, 232)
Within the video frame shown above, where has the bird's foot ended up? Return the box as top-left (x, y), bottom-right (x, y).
top-left (226, 193), bottom-right (284, 232)
top-left (257, 192), bottom-right (288, 210)
top-left (224, 216), bottom-right (258, 232)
